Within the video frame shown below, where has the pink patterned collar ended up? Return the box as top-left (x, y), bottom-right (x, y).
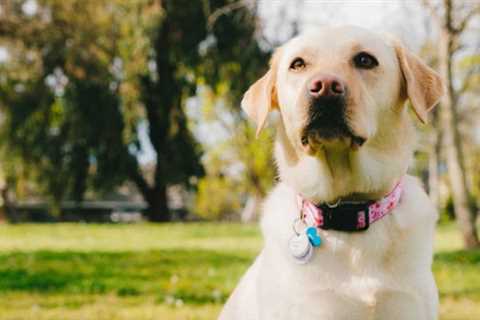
top-left (297, 180), bottom-right (404, 232)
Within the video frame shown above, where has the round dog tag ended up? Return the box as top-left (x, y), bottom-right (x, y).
top-left (289, 233), bottom-right (313, 264)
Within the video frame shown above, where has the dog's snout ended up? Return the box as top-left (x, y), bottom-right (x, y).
top-left (308, 75), bottom-right (345, 98)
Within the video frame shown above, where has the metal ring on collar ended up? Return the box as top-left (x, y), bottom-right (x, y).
top-left (326, 198), bottom-right (341, 208)
top-left (292, 217), bottom-right (306, 235)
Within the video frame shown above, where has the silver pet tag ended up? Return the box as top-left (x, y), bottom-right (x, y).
top-left (289, 232), bottom-right (313, 264)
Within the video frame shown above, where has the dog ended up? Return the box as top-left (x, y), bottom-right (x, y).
top-left (219, 26), bottom-right (444, 320)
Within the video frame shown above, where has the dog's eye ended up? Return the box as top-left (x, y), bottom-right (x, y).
top-left (289, 57), bottom-right (306, 71)
top-left (353, 52), bottom-right (379, 69)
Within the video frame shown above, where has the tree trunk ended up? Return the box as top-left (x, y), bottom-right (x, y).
top-left (428, 129), bottom-right (440, 210)
top-left (145, 185), bottom-right (171, 222)
top-left (128, 158), bottom-right (171, 222)
top-left (439, 28), bottom-right (479, 248)
top-left (1, 185), bottom-right (19, 223)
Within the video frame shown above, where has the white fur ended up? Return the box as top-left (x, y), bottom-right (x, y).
top-left (220, 26), bottom-right (441, 320)
top-left (220, 176), bottom-right (438, 320)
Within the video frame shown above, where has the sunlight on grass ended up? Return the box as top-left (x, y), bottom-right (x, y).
top-left (0, 223), bottom-right (262, 253)
top-left (0, 222), bottom-right (478, 319)
top-left (435, 223), bottom-right (464, 252)
top-left (0, 293), bottom-right (222, 320)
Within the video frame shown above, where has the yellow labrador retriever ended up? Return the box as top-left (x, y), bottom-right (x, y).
top-left (219, 26), bottom-right (444, 320)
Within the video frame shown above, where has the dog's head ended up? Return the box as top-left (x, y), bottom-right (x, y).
top-left (242, 26), bottom-right (444, 155)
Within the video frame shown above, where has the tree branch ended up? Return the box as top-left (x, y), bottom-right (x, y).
top-left (422, 0), bottom-right (442, 28)
top-left (207, 1), bottom-right (248, 31)
top-left (456, 39), bottom-right (480, 96)
top-left (127, 156), bottom-right (151, 200)
top-left (453, 5), bottom-right (480, 34)
top-left (457, 65), bottom-right (480, 96)
top-left (0, 18), bottom-right (20, 38)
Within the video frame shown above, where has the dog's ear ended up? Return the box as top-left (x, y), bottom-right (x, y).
top-left (241, 49), bottom-right (282, 136)
top-left (394, 43), bottom-right (445, 124)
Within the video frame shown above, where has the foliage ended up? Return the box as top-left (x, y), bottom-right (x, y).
top-left (0, 0), bottom-right (210, 220)
top-left (0, 0), bottom-right (149, 206)
top-left (192, 2), bottom-right (276, 219)
top-left (194, 123), bottom-right (275, 219)
top-left (195, 170), bottom-right (243, 219)
top-left (0, 223), bottom-right (477, 319)
top-left (132, 0), bottom-right (209, 221)
top-left (0, 0), bottom-right (278, 221)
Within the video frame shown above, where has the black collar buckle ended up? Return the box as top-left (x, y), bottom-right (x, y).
top-left (319, 201), bottom-right (372, 232)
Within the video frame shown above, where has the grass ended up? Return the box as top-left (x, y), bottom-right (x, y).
top-left (0, 223), bottom-right (478, 319)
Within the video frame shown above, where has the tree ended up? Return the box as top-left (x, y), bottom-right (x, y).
top-left (0, 0), bottom-right (280, 222)
top-left (424, 0), bottom-right (480, 248)
top-left (0, 0), bottom-right (205, 221)
top-left (133, 0), bottom-right (206, 221)
top-left (136, 0), bottom-right (274, 221)
top-left (0, 1), bottom-right (137, 207)
top-left (192, 1), bottom-right (280, 221)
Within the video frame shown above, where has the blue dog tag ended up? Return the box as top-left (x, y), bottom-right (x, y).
top-left (306, 227), bottom-right (322, 247)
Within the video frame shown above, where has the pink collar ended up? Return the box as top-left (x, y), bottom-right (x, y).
top-left (297, 180), bottom-right (404, 232)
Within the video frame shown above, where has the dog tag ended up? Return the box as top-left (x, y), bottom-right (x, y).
top-left (306, 226), bottom-right (322, 247)
top-left (289, 232), bottom-right (313, 264)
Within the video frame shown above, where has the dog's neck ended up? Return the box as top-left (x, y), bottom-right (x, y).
top-left (274, 114), bottom-right (415, 204)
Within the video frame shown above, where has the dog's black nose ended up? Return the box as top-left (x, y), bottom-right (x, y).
top-left (308, 75), bottom-right (345, 98)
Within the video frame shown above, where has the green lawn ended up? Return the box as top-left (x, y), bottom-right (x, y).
top-left (0, 223), bottom-right (478, 320)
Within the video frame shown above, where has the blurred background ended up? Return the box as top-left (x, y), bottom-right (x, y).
top-left (0, 0), bottom-right (478, 319)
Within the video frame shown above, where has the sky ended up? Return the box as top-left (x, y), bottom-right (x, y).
top-left (259, 0), bottom-right (429, 49)
top-left (0, 48), bottom-right (8, 63)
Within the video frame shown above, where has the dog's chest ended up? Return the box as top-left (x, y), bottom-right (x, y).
top-left (257, 182), bottom-right (433, 319)
top-left (258, 236), bottom-right (424, 320)
top-left (282, 230), bottom-right (400, 298)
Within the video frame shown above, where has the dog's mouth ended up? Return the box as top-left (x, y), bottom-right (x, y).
top-left (301, 130), bottom-right (366, 152)
top-left (300, 96), bottom-right (367, 152)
